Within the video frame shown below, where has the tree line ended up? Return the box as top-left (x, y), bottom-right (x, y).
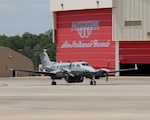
top-left (0, 30), bottom-right (56, 69)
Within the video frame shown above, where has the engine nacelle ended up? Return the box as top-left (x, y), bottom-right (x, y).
top-left (51, 72), bottom-right (65, 79)
top-left (85, 70), bottom-right (107, 79)
top-left (95, 71), bottom-right (107, 78)
top-left (65, 76), bottom-right (84, 83)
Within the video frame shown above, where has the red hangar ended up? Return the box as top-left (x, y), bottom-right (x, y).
top-left (50, 0), bottom-right (150, 76)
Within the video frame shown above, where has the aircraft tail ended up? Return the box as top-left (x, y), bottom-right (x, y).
top-left (38, 49), bottom-right (55, 70)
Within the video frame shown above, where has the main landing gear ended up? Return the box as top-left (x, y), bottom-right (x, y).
top-left (90, 75), bottom-right (96, 85)
top-left (90, 80), bottom-right (96, 85)
top-left (51, 80), bottom-right (56, 85)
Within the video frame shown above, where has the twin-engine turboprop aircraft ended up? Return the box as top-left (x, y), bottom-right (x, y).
top-left (8, 49), bottom-right (138, 85)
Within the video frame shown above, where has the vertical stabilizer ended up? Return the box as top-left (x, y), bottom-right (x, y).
top-left (38, 49), bottom-right (53, 69)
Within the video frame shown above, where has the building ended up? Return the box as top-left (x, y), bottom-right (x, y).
top-left (50, 0), bottom-right (150, 75)
top-left (0, 46), bottom-right (34, 77)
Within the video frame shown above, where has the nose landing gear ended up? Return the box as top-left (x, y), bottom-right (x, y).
top-left (90, 75), bottom-right (96, 85)
top-left (90, 80), bottom-right (96, 85)
top-left (51, 80), bottom-right (57, 85)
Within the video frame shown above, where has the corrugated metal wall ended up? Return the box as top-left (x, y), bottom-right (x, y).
top-left (120, 41), bottom-right (150, 64)
top-left (113, 0), bottom-right (150, 41)
top-left (56, 9), bottom-right (115, 69)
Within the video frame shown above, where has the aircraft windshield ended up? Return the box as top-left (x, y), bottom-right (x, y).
top-left (81, 63), bottom-right (89, 66)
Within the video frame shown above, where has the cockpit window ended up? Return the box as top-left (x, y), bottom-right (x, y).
top-left (82, 63), bottom-right (85, 66)
top-left (86, 63), bottom-right (89, 66)
top-left (82, 63), bottom-right (89, 66)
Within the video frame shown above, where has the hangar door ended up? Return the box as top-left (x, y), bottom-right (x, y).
top-left (56, 8), bottom-right (115, 69)
top-left (120, 41), bottom-right (150, 75)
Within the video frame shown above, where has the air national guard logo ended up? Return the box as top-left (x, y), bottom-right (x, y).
top-left (61, 20), bottom-right (111, 48)
top-left (71, 20), bottom-right (99, 38)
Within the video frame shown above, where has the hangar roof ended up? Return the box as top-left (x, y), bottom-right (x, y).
top-left (0, 46), bottom-right (34, 77)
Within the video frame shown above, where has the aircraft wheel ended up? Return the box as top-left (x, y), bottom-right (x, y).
top-left (52, 81), bottom-right (56, 85)
top-left (90, 81), bottom-right (93, 85)
top-left (90, 81), bottom-right (96, 85)
top-left (93, 81), bottom-right (96, 85)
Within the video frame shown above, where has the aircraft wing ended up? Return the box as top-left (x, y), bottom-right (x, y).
top-left (94, 64), bottom-right (138, 83)
top-left (96, 64), bottom-right (138, 73)
top-left (7, 67), bottom-right (61, 76)
top-left (109, 64), bottom-right (138, 73)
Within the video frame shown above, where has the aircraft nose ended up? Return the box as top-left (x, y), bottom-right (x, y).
top-left (85, 67), bottom-right (95, 72)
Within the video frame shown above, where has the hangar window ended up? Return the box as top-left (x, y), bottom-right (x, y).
top-left (125, 21), bottom-right (141, 26)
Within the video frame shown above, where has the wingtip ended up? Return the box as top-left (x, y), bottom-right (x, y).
top-left (135, 64), bottom-right (138, 70)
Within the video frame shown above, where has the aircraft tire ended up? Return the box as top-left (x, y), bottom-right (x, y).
top-left (52, 81), bottom-right (56, 85)
top-left (90, 81), bottom-right (96, 85)
top-left (93, 81), bottom-right (96, 85)
top-left (90, 81), bottom-right (93, 85)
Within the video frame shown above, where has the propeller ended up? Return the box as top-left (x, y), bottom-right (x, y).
top-left (64, 62), bottom-right (74, 82)
top-left (106, 72), bottom-right (109, 83)
top-left (106, 60), bottom-right (110, 83)
top-left (107, 60), bottom-right (110, 69)
top-left (100, 68), bottom-right (110, 83)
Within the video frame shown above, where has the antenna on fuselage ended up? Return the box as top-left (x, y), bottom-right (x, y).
top-left (69, 62), bottom-right (72, 70)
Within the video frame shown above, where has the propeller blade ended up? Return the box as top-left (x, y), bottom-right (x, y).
top-left (65, 74), bottom-right (69, 82)
top-left (106, 72), bottom-right (109, 83)
top-left (68, 73), bottom-right (74, 77)
top-left (107, 60), bottom-right (110, 69)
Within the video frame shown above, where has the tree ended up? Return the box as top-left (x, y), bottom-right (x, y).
top-left (0, 30), bottom-right (56, 69)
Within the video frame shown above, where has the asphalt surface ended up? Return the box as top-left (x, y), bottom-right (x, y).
top-left (0, 76), bottom-right (150, 120)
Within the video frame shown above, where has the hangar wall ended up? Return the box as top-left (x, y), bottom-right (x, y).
top-left (113, 0), bottom-right (150, 41)
top-left (113, 0), bottom-right (150, 66)
top-left (113, 0), bottom-right (150, 75)
top-left (50, 0), bottom-right (112, 11)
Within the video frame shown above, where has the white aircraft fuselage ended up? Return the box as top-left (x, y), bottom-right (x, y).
top-left (48, 62), bottom-right (95, 73)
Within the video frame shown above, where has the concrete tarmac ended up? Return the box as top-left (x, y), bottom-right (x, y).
top-left (0, 76), bottom-right (150, 120)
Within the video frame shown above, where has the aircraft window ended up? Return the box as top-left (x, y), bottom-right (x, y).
top-left (82, 63), bottom-right (86, 66)
top-left (86, 63), bottom-right (89, 66)
top-left (77, 64), bottom-right (80, 67)
top-left (82, 63), bottom-right (89, 66)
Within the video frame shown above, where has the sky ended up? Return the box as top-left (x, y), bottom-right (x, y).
top-left (0, 0), bottom-right (52, 36)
